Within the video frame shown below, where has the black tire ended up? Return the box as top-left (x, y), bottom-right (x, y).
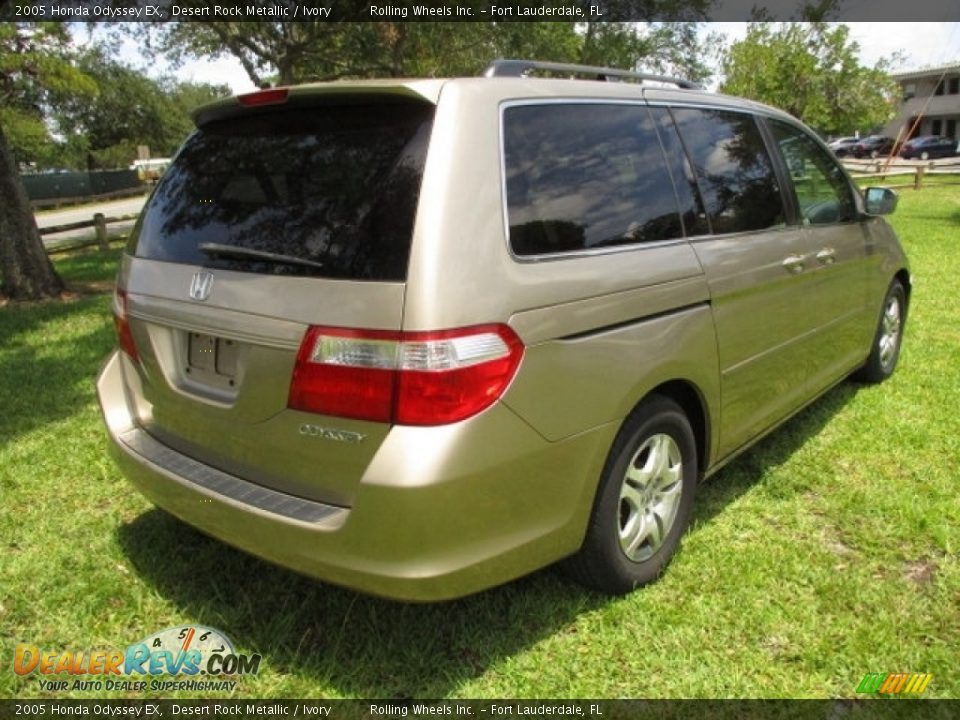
top-left (853, 279), bottom-right (906, 384)
top-left (565, 395), bottom-right (697, 594)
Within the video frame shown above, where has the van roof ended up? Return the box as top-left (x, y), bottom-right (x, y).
top-left (193, 75), bottom-right (790, 128)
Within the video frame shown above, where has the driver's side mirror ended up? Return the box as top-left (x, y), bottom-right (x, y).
top-left (864, 187), bottom-right (898, 216)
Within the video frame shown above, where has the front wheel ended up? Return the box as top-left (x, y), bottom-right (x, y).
top-left (920, 150), bottom-right (930, 160)
top-left (854, 279), bottom-right (906, 384)
top-left (564, 395), bottom-right (697, 594)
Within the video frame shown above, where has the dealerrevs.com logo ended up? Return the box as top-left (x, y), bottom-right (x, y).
top-left (13, 625), bottom-right (261, 693)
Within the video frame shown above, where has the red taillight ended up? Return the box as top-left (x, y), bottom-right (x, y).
top-left (288, 324), bottom-right (524, 426)
top-left (289, 327), bottom-right (399, 423)
top-left (394, 327), bottom-right (525, 425)
top-left (237, 88), bottom-right (289, 107)
top-left (112, 288), bottom-right (138, 361)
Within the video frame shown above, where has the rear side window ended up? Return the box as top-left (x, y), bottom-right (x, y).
top-left (647, 106), bottom-right (710, 237)
top-left (671, 107), bottom-right (785, 234)
top-left (504, 103), bottom-right (684, 256)
top-left (128, 103), bottom-right (434, 281)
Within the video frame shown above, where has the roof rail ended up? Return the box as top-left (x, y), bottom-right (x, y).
top-left (483, 59), bottom-right (702, 90)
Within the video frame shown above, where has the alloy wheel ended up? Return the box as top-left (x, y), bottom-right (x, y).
top-left (879, 294), bottom-right (902, 372)
top-left (618, 433), bottom-right (683, 562)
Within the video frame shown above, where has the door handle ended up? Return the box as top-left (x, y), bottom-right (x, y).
top-left (816, 247), bottom-right (836, 265)
top-left (782, 254), bottom-right (806, 274)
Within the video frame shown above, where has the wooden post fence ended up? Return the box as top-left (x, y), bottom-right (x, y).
top-left (94, 213), bottom-right (108, 250)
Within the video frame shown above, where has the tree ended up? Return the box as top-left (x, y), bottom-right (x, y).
top-left (142, 18), bottom-right (718, 88)
top-left (720, 22), bottom-right (899, 136)
top-left (167, 78), bottom-right (230, 122)
top-left (55, 50), bottom-right (229, 169)
top-left (0, 124), bottom-right (64, 300)
top-left (0, 23), bottom-right (95, 300)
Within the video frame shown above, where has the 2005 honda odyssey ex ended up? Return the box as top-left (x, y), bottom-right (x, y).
top-left (97, 60), bottom-right (910, 601)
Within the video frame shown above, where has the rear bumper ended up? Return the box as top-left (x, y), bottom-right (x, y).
top-left (97, 351), bottom-right (616, 601)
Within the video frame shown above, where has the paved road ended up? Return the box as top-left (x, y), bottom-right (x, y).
top-left (37, 195), bottom-right (148, 249)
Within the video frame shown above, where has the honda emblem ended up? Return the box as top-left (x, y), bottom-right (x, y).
top-left (189, 270), bottom-right (214, 301)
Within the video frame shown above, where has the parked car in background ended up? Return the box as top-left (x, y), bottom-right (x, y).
top-left (828, 136), bottom-right (861, 157)
top-left (851, 135), bottom-right (897, 159)
top-left (899, 135), bottom-right (958, 160)
top-left (130, 158), bottom-right (172, 182)
top-left (97, 59), bottom-right (911, 601)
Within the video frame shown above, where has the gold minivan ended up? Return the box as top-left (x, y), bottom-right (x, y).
top-left (97, 60), bottom-right (909, 601)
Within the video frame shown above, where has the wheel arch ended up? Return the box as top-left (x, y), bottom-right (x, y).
top-left (895, 268), bottom-right (912, 311)
top-left (564, 378), bottom-right (708, 592)
top-left (639, 379), bottom-right (711, 480)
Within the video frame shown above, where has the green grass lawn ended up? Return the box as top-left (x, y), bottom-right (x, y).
top-left (2, 186), bottom-right (958, 700)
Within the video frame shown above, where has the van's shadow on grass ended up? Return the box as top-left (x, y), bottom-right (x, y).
top-left (692, 381), bottom-right (861, 528)
top-left (117, 513), bottom-right (609, 698)
top-left (117, 381), bottom-right (861, 698)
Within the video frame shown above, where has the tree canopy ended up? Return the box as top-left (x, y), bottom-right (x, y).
top-left (56, 50), bottom-right (228, 169)
top-left (145, 20), bottom-right (719, 88)
top-left (0, 23), bottom-right (97, 170)
top-left (720, 22), bottom-right (899, 136)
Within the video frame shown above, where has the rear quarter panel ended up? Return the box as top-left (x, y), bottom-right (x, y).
top-left (405, 81), bottom-right (719, 456)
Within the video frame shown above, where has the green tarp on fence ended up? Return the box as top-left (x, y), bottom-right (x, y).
top-left (21, 169), bottom-right (143, 201)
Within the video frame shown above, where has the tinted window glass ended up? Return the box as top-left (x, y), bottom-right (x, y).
top-left (504, 104), bottom-right (683, 256)
top-left (648, 106), bottom-right (709, 237)
top-left (129, 104), bottom-right (434, 281)
top-left (769, 120), bottom-right (856, 225)
top-left (671, 108), bottom-right (785, 234)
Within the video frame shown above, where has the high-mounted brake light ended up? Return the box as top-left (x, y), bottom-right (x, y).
top-left (288, 325), bottom-right (524, 426)
top-left (112, 287), bottom-right (138, 362)
top-left (237, 88), bottom-right (290, 107)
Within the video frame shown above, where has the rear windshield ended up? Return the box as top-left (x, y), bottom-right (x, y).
top-left (128, 102), bottom-right (434, 281)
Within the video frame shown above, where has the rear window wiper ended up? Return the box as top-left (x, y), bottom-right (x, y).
top-left (198, 243), bottom-right (325, 270)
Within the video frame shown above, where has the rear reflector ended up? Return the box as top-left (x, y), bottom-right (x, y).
top-left (112, 287), bottom-right (138, 362)
top-left (237, 88), bottom-right (289, 107)
top-left (288, 325), bottom-right (524, 425)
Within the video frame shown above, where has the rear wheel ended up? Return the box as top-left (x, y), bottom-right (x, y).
top-left (565, 395), bottom-right (697, 594)
top-left (854, 279), bottom-right (906, 384)
top-left (920, 150), bottom-right (930, 160)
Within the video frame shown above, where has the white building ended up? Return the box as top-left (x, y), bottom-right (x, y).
top-left (883, 63), bottom-right (960, 141)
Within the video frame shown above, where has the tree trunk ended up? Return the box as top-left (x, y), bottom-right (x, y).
top-left (0, 123), bottom-right (64, 301)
